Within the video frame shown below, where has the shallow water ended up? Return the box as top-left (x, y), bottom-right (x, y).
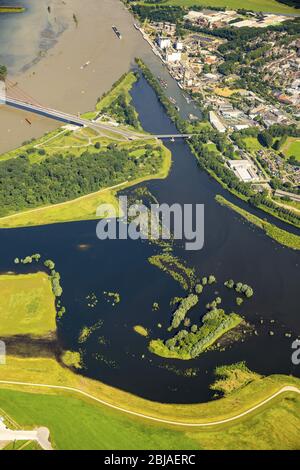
top-left (0, 0), bottom-right (66, 74)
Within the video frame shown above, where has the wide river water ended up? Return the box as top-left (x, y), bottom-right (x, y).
top-left (0, 1), bottom-right (299, 404)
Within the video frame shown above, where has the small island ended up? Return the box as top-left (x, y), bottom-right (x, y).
top-left (0, 6), bottom-right (25, 14)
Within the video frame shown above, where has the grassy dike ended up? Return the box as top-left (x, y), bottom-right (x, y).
top-left (215, 194), bottom-right (300, 250)
top-left (0, 359), bottom-right (299, 450)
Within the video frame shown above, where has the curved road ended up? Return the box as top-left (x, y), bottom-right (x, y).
top-left (0, 380), bottom-right (299, 428)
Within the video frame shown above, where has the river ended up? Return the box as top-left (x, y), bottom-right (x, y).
top-left (0, 1), bottom-right (299, 404)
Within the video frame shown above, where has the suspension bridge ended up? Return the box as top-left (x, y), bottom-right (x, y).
top-left (0, 79), bottom-right (194, 141)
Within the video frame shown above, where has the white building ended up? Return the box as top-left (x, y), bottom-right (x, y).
top-left (175, 41), bottom-right (183, 51)
top-left (165, 50), bottom-right (182, 63)
top-left (228, 160), bottom-right (258, 182)
top-left (157, 37), bottom-right (171, 50)
top-left (209, 111), bottom-right (226, 133)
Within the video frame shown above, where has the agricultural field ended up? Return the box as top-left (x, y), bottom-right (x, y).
top-left (0, 273), bottom-right (56, 338)
top-left (137, 0), bottom-right (299, 14)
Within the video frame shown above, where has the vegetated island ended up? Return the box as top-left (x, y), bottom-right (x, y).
top-left (0, 71), bottom-right (171, 228)
top-left (147, 256), bottom-right (255, 360)
top-left (0, 6), bottom-right (25, 14)
top-left (215, 194), bottom-right (300, 250)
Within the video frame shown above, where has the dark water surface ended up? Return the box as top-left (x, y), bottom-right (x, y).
top-left (1, 75), bottom-right (299, 404)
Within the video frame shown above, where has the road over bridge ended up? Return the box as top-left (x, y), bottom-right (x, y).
top-left (1, 97), bottom-right (194, 142)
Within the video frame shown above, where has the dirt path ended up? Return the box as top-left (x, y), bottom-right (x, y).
top-left (0, 380), bottom-right (298, 428)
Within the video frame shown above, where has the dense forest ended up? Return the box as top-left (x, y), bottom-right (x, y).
top-left (0, 146), bottom-right (163, 217)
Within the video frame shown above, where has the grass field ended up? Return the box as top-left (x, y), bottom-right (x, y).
top-left (243, 137), bottom-right (263, 152)
top-left (281, 137), bottom-right (300, 161)
top-left (214, 87), bottom-right (244, 98)
top-left (138, 0), bottom-right (299, 14)
top-left (0, 389), bottom-right (199, 450)
top-left (0, 273), bottom-right (56, 338)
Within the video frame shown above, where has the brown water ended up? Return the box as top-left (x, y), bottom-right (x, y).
top-left (0, 0), bottom-right (153, 153)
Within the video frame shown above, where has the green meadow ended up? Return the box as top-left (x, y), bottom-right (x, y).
top-left (0, 273), bottom-right (56, 338)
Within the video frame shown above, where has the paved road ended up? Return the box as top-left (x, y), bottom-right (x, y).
top-left (0, 380), bottom-right (299, 428)
top-left (0, 425), bottom-right (52, 450)
top-left (4, 99), bottom-right (195, 141)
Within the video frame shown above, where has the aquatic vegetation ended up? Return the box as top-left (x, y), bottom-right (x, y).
top-left (86, 292), bottom-right (98, 308)
top-left (78, 320), bottom-right (103, 344)
top-left (224, 277), bottom-right (254, 298)
top-left (210, 362), bottom-right (262, 396)
top-left (133, 325), bottom-right (149, 337)
top-left (61, 350), bottom-right (82, 370)
top-left (148, 253), bottom-right (196, 291)
top-left (194, 284), bottom-right (203, 294)
top-left (103, 291), bottom-right (121, 306)
top-left (14, 253), bottom-right (41, 264)
top-left (171, 294), bottom-right (199, 329)
top-left (44, 259), bottom-right (55, 270)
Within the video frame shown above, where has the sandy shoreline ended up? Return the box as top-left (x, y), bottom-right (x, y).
top-left (0, 0), bottom-right (152, 153)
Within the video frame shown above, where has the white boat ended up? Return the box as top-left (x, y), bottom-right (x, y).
top-left (80, 61), bottom-right (91, 70)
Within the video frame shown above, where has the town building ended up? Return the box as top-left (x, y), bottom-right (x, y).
top-left (227, 160), bottom-right (259, 182)
top-left (165, 50), bottom-right (182, 63)
top-left (209, 111), bottom-right (226, 133)
top-left (157, 37), bottom-right (171, 50)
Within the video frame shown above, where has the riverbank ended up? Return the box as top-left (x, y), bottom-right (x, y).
top-left (216, 194), bottom-right (300, 250)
